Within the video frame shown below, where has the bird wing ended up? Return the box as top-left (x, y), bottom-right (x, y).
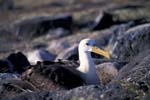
top-left (22, 60), bottom-right (84, 91)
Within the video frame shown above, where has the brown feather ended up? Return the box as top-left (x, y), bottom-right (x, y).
top-left (22, 60), bottom-right (85, 91)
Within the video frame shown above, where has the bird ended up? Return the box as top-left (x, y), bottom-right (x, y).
top-left (22, 38), bottom-right (110, 90)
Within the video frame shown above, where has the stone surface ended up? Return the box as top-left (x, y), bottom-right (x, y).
top-left (100, 81), bottom-right (145, 100)
top-left (0, 73), bottom-right (20, 81)
top-left (46, 28), bottom-right (71, 39)
top-left (12, 14), bottom-right (73, 39)
top-left (0, 60), bottom-right (13, 73)
top-left (7, 52), bottom-right (30, 74)
top-left (26, 49), bottom-right (56, 65)
top-left (111, 23), bottom-right (150, 61)
top-left (91, 12), bottom-right (115, 30)
top-left (0, 0), bottom-right (150, 100)
top-left (96, 62), bottom-right (118, 85)
top-left (0, 52), bottom-right (30, 73)
top-left (55, 44), bottom-right (78, 61)
top-left (4, 85), bottom-right (103, 100)
top-left (0, 79), bottom-right (37, 99)
top-left (0, 0), bottom-right (14, 10)
top-left (116, 49), bottom-right (150, 84)
top-left (47, 29), bottom-right (112, 55)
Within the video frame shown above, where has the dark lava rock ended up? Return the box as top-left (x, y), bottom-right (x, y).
top-left (143, 92), bottom-right (150, 100)
top-left (107, 21), bottom-right (135, 45)
top-left (2, 32), bottom-right (150, 100)
top-left (0, 60), bottom-right (13, 73)
top-left (0, 79), bottom-right (37, 99)
top-left (101, 49), bottom-right (150, 100)
top-left (111, 23), bottom-right (150, 61)
top-left (7, 52), bottom-right (30, 74)
top-left (91, 12), bottom-right (115, 31)
top-left (100, 81), bottom-right (145, 100)
top-left (96, 49), bottom-right (150, 99)
top-left (107, 4), bottom-right (150, 23)
top-left (116, 49), bottom-right (150, 84)
top-left (0, 52), bottom-right (30, 73)
top-left (5, 85), bottom-right (103, 100)
top-left (13, 14), bottom-right (73, 39)
top-left (91, 3), bottom-right (150, 31)
top-left (0, 0), bottom-right (14, 10)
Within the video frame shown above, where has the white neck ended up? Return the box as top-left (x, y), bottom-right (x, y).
top-left (77, 50), bottom-right (100, 84)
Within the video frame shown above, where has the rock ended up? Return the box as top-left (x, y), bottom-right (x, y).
top-left (105, 22), bottom-right (138, 53)
top-left (0, 27), bottom-right (20, 56)
top-left (55, 44), bottom-right (78, 61)
top-left (107, 4), bottom-right (150, 23)
top-left (91, 12), bottom-right (115, 30)
top-left (5, 85), bottom-right (103, 100)
top-left (47, 29), bottom-right (112, 55)
top-left (107, 22), bottom-right (135, 45)
top-left (0, 0), bottom-right (14, 10)
top-left (91, 3), bottom-right (150, 31)
top-left (0, 60), bottom-right (13, 73)
top-left (50, 22), bottom-right (143, 57)
top-left (143, 92), bottom-right (150, 100)
top-left (100, 49), bottom-right (150, 100)
top-left (96, 62), bottom-right (118, 85)
top-left (54, 33), bottom-right (112, 61)
top-left (116, 49), bottom-right (150, 83)
top-left (6, 80), bottom-right (147, 100)
top-left (111, 23), bottom-right (150, 61)
top-left (26, 49), bottom-right (56, 65)
top-left (0, 52), bottom-right (30, 74)
top-left (2, 28), bottom-right (150, 100)
top-left (0, 73), bottom-right (20, 81)
top-left (0, 79), bottom-right (37, 99)
top-left (7, 52), bottom-right (30, 74)
top-left (47, 38), bottom-right (71, 55)
top-left (32, 43), bottom-right (48, 50)
top-left (100, 81), bottom-right (145, 100)
top-left (98, 48), bottom-right (150, 99)
top-left (46, 28), bottom-right (71, 39)
top-left (13, 14), bottom-right (73, 39)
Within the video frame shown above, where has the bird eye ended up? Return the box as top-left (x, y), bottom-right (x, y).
top-left (86, 43), bottom-right (89, 45)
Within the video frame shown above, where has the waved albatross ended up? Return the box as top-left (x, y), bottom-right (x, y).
top-left (22, 38), bottom-right (110, 90)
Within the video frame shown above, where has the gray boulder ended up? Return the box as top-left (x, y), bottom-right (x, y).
top-left (12, 14), bottom-right (73, 39)
top-left (55, 44), bottom-right (78, 61)
top-left (26, 49), bottom-right (56, 65)
top-left (0, 0), bottom-right (14, 10)
top-left (0, 79), bottom-right (37, 99)
top-left (5, 85), bottom-right (103, 100)
top-left (91, 12), bottom-right (115, 30)
top-left (0, 73), bottom-right (20, 81)
top-left (111, 23), bottom-right (150, 61)
top-left (96, 62), bottom-right (118, 85)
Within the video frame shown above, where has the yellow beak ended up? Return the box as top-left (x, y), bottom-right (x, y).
top-left (91, 46), bottom-right (110, 59)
